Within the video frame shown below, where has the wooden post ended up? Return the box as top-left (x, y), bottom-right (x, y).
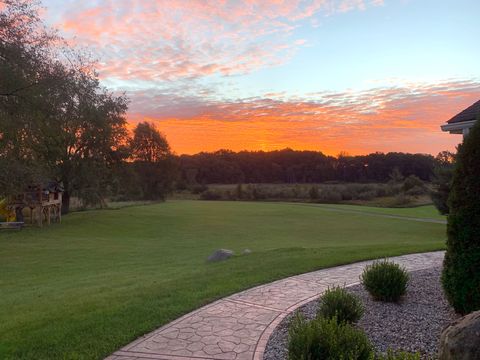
top-left (37, 206), bottom-right (42, 227)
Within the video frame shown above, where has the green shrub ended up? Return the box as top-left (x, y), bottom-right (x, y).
top-left (391, 193), bottom-right (412, 207)
top-left (375, 186), bottom-right (388, 197)
top-left (442, 120), bottom-right (480, 314)
top-left (288, 314), bottom-right (373, 360)
top-left (386, 183), bottom-right (403, 197)
top-left (361, 260), bottom-right (409, 302)
top-left (224, 190), bottom-right (236, 200)
top-left (376, 350), bottom-right (421, 360)
top-left (235, 183), bottom-right (244, 199)
top-left (318, 188), bottom-right (342, 203)
top-left (309, 186), bottom-right (319, 200)
top-left (405, 185), bottom-right (426, 197)
top-left (199, 190), bottom-right (222, 200)
top-left (402, 175), bottom-right (424, 192)
top-left (251, 186), bottom-right (266, 200)
top-left (191, 184), bottom-right (208, 194)
top-left (357, 190), bottom-right (377, 201)
top-left (340, 186), bottom-right (354, 200)
top-left (317, 286), bottom-right (364, 324)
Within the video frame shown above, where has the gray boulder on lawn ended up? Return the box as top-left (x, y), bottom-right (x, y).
top-left (207, 249), bottom-right (234, 262)
top-left (439, 310), bottom-right (480, 360)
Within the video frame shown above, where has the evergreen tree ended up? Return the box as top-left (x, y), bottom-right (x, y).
top-left (442, 120), bottom-right (480, 314)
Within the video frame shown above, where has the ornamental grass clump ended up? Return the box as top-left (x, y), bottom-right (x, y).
top-left (361, 260), bottom-right (409, 302)
top-left (317, 286), bottom-right (364, 324)
top-left (288, 314), bottom-right (373, 360)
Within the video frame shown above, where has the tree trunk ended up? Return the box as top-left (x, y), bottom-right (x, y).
top-left (61, 190), bottom-right (70, 215)
top-left (15, 207), bottom-right (24, 222)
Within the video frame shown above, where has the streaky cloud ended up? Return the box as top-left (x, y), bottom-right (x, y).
top-left (126, 79), bottom-right (480, 155)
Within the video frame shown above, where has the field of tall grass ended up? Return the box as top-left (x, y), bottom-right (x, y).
top-left (173, 176), bottom-right (431, 207)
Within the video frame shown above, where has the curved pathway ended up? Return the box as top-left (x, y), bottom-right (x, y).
top-left (107, 251), bottom-right (444, 360)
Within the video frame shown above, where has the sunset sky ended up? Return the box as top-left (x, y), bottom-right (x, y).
top-left (43, 0), bottom-right (479, 155)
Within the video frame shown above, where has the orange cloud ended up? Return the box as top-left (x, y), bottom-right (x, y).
top-left (127, 79), bottom-right (480, 155)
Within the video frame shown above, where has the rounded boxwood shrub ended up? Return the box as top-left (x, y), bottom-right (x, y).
top-left (288, 314), bottom-right (373, 360)
top-left (442, 119), bottom-right (480, 314)
top-left (317, 286), bottom-right (364, 324)
top-left (361, 260), bottom-right (409, 302)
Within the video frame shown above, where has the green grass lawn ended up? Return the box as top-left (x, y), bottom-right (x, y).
top-left (304, 203), bottom-right (447, 221)
top-left (0, 201), bottom-right (446, 359)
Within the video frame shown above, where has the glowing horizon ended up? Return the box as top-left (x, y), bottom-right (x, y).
top-left (42, 0), bottom-right (479, 155)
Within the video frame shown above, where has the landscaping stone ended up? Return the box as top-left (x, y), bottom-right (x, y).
top-left (207, 249), bottom-right (234, 262)
top-left (439, 310), bottom-right (480, 360)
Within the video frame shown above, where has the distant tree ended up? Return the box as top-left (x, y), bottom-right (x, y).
top-left (130, 122), bottom-right (177, 200)
top-left (337, 151), bottom-right (350, 158)
top-left (130, 122), bottom-right (170, 162)
top-left (436, 150), bottom-right (456, 166)
top-left (431, 151), bottom-right (456, 215)
top-left (388, 167), bottom-right (404, 183)
top-left (442, 121), bottom-right (480, 314)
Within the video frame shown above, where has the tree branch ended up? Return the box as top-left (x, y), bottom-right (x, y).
top-left (0, 82), bottom-right (39, 97)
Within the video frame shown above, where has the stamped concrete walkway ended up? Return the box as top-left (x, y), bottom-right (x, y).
top-left (107, 251), bottom-right (444, 360)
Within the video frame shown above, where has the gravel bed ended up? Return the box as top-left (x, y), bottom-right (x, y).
top-left (264, 266), bottom-right (458, 360)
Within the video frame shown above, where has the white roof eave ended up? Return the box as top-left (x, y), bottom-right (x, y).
top-left (441, 120), bottom-right (477, 133)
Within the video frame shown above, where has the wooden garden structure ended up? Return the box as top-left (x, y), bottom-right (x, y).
top-left (2, 182), bottom-right (63, 227)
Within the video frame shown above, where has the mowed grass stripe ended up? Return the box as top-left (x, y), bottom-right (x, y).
top-left (0, 201), bottom-right (445, 359)
top-left (285, 202), bottom-right (446, 223)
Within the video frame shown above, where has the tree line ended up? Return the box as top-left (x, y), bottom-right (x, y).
top-left (178, 150), bottom-right (437, 185)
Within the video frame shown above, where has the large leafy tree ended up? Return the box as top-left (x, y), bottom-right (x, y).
top-left (130, 121), bottom-right (171, 163)
top-left (0, 0), bottom-right (129, 213)
top-left (0, 0), bottom-right (55, 192)
top-left (130, 122), bottom-right (177, 200)
top-left (46, 66), bottom-right (129, 212)
top-left (442, 120), bottom-right (480, 314)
